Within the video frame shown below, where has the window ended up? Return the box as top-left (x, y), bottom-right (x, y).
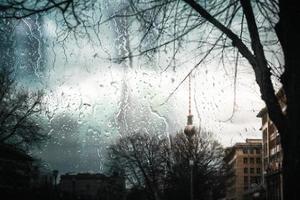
top-left (264, 146), bottom-right (268, 155)
top-left (250, 168), bottom-right (254, 174)
top-left (243, 149), bottom-right (248, 154)
top-left (243, 157), bottom-right (248, 164)
top-left (244, 176), bottom-right (248, 185)
top-left (256, 176), bottom-right (261, 184)
top-left (257, 168), bottom-right (261, 174)
top-left (250, 176), bottom-right (261, 184)
top-left (256, 149), bottom-right (261, 154)
top-left (256, 158), bottom-right (261, 164)
top-left (250, 158), bottom-right (254, 164)
top-left (250, 148), bottom-right (254, 154)
top-left (244, 168), bottom-right (248, 174)
top-left (271, 147), bottom-right (276, 155)
top-left (263, 129), bottom-right (267, 140)
top-left (277, 144), bottom-right (281, 152)
top-left (250, 176), bottom-right (257, 184)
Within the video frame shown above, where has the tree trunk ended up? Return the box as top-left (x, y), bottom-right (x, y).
top-left (276, 0), bottom-right (300, 199)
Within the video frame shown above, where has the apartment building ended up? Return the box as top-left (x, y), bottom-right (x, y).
top-left (257, 88), bottom-right (286, 200)
top-left (224, 139), bottom-right (263, 200)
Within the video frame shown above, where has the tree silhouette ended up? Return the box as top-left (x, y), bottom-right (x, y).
top-left (109, 132), bottom-right (169, 200)
top-left (0, 69), bottom-right (46, 150)
top-left (108, 131), bottom-right (225, 200)
top-left (165, 131), bottom-right (225, 200)
top-left (0, 0), bottom-right (96, 30)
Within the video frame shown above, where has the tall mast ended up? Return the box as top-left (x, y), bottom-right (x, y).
top-left (187, 74), bottom-right (193, 125)
top-left (189, 74), bottom-right (192, 116)
top-left (184, 73), bottom-right (195, 138)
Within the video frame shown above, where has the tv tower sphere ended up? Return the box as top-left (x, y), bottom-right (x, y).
top-left (184, 115), bottom-right (196, 138)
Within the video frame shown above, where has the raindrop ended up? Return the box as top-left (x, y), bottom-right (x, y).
top-left (47, 129), bottom-right (54, 136)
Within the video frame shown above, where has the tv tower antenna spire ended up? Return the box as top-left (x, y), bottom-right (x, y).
top-left (184, 73), bottom-right (196, 138)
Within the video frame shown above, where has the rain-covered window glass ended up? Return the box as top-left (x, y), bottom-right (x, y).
top-left (0, 0), bottom-right (297, 199)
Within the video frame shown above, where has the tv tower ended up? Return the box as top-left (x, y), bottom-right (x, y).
top-left (184, 74), bottom-right (196, 139)
top-left (184, 73), bottom-right (196, 200)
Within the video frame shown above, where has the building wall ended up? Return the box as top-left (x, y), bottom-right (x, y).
top-left (257, 88), bottom-right (285, 200)
top-left (224, 140), bottom-right (263, 200)
top-left (60, 173), bottom-right (125, 200)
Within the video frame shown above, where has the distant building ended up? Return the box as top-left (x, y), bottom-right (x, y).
top-left (59, 172), bottom-right (125, 200)
top-left (30, 166), bottom-right (55, 190)
top-left (0, 144), bottom-right (59, 200)
top-left (224, 139), bottom-right (263, 200)
top-left (257, 88), bottom-right (286, 200)
top-left (0, 144), bottom-right (34, 190)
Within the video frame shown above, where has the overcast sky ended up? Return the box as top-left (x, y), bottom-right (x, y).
top-left (8, 7), bottom-right (270, 174)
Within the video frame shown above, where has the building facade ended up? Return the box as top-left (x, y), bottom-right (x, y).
top-left (0, 144), bottom-right (34, 191)
top-left (59, 172), bottom-right (125, 200)
top-left (224, 139), bottom-right (263, 200)
top-left (257, 89), bottom-right (286, 200)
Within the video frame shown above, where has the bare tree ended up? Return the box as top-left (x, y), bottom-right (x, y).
top-left (165, 131), bottom-right (225, 200)
top-left (108, 131), bottom-right (225, 200)
top-left (0, 0), bottom-right (101, 30)
top-left (109, 132), bottom-right (170, 200)
top-left (0, 69), bottom-right (46, 150)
